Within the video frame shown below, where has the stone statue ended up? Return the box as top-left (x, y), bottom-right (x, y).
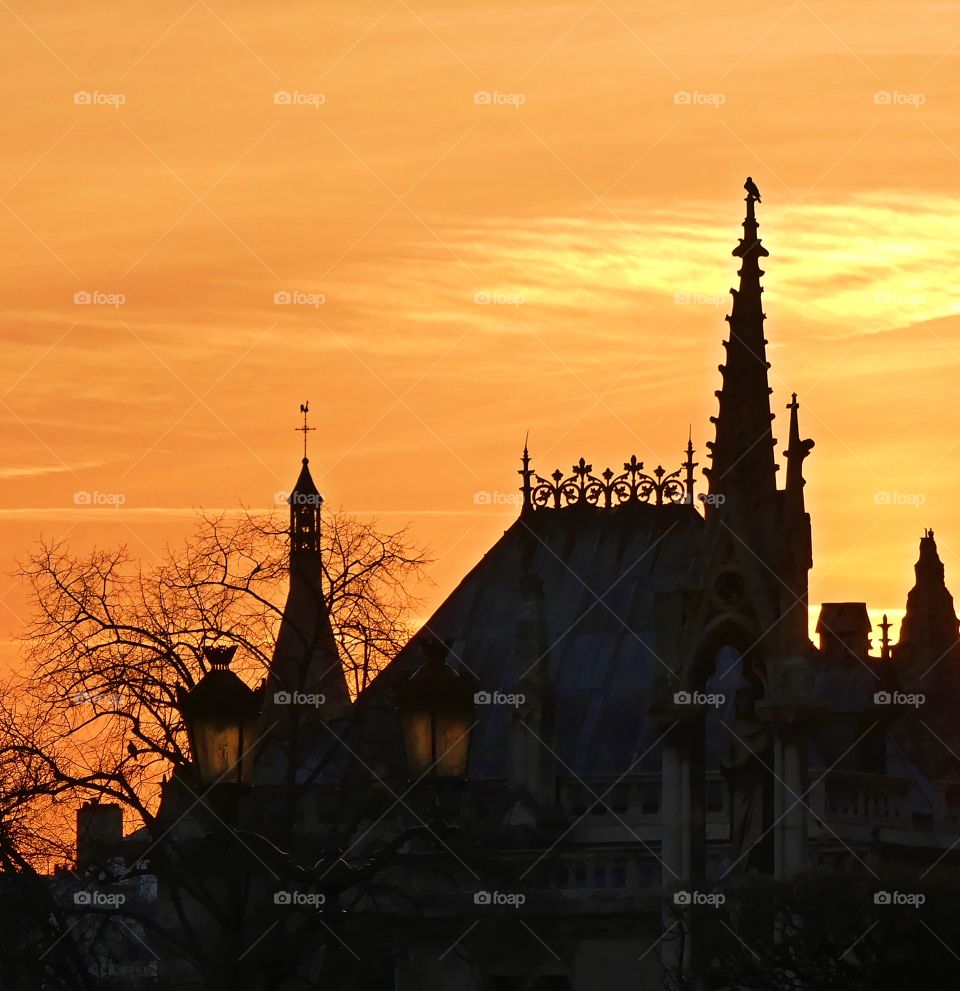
top-left (722, 678), bottom-right (771, 869)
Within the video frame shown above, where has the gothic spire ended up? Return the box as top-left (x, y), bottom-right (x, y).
top-left (259, 409), bottom-right (349, 752)
top-left (704, 183), bottom-right (778, 523)
top-left (896, 529), bottom-right (960, 658)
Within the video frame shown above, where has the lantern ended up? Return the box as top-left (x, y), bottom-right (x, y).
top-left (177, 645), bottom-right (262, 785)
top-left (394, 639), bottom-right (477, 780)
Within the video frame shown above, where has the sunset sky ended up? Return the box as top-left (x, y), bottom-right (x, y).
top-left (2, 1), bottom-right (960, 664)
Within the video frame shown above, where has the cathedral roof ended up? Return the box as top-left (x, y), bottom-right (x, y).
top-left (359, 501), bottom-right (705, 778)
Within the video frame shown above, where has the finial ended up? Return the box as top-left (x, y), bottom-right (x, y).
top-left (295, 401), bottom-right (316, 461)
top-left (519, 432), bottom-right (533, 512)
top-left (879, 613), bottom-right (892, 661)
top-left (682, 428), bottom-right (697, 506)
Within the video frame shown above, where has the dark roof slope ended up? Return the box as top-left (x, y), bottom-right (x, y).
top-left (359, 503), bottom-right (705, 778)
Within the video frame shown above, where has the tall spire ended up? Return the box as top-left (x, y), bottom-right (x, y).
top-left (704, 183), bottom-right (778, 524)
top-left (259, 408), bottom-right (349, 754)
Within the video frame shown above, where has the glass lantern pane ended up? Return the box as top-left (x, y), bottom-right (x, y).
top-left (434, 711), bottom-right (470, 778)
top-left (194, 719), bottom-right (241, 783)
top-left (399, 710), bottom-right (433, 777)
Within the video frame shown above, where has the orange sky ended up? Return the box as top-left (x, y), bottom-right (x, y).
top-left (2, 1), bottom-right (960, 664)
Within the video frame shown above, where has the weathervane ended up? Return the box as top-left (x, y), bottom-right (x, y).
top-left (295, 401), bottom-right (316, 459)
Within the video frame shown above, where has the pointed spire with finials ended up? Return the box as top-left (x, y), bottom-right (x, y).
top-left (257, 404), bottom-right (349, 763)
top-left (784, 393), bottom-right (814, 502)
top-left (519, 432), bottom-right (533, 514)
top-left (895, 529), bottom-right (960, 660)
top-left (704, 178), bottom-right (779, 533)
top-left (879, 614), bottom-right (892, 661)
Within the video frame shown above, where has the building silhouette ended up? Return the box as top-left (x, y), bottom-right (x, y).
top-left (78, 185), bottom-right (960, 990)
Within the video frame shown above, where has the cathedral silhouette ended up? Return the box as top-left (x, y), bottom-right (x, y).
top-left (77, 183), bottom-right (960, 989)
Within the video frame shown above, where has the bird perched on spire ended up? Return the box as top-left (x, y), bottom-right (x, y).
top-left (744, 176), bottom-right (761, 203)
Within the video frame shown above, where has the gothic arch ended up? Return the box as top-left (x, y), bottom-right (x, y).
top-left (686, 613), bottom-right (764, 695)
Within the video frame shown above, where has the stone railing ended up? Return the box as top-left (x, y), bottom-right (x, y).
top-left (557, 772), bottom-right (729, 830)
top-left (808, 770), bottom-right (912, 832)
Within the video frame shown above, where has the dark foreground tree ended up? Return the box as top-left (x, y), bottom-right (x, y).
top-left (0, 507), bottom-right (433, 989)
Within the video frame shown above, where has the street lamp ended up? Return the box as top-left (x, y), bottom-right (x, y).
top-left (394, 639), bottom-right (477, 780)
top-left (177, 644), bottom-right (263, 786)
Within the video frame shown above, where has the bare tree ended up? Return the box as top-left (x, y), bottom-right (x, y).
top-left (1, 507), bottom-right (429, 866)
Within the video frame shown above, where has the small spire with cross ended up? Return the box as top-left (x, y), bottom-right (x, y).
top-left (879, 613), bottom-right (892, 660)
top-left (682, 426), bottom-right (697, 506)
top-left (296, 401), bottom-right (316, 461)
top-left (519, 431), bottom-right (534, 513)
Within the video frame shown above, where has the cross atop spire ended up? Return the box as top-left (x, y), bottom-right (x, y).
top-left (296, 401), bottom-right (316, 460)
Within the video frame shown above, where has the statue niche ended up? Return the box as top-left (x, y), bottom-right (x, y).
top-left (721, 676), bottom-right (774, 873)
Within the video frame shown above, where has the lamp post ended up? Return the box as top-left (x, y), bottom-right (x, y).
top-left (177, 645), bottom-right (263, 789)
top-left (394, 638), bottom-right (477, 782)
